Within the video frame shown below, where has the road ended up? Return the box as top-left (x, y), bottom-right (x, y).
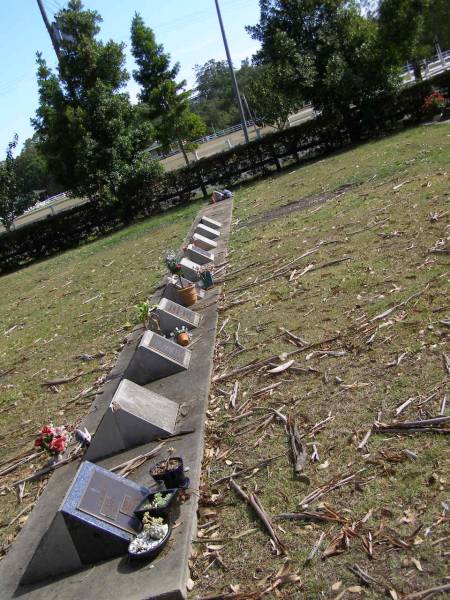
top-left (160, 106), bottom-right (315, 171)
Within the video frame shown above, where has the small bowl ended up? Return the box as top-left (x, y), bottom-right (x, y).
top-left (128, 522), bottom-right (172, 562)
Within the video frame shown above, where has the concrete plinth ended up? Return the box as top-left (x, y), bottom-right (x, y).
top-left (21, 462), bottom-right (150, 584)
top-left (186, 244), bottom-right (214, 266)
top-left (192, 233), bottom-right (217, 251)
top-left (201, 216), bottom-right (222, 229)
top-left (154, 298), bottom-right (201, 335)
top-left (124, 330), bottom-right (191, 385)
top-left (180, 257), bottom-right (200, 282)
top-left (195, 223), bottom-right (220, 240)
top-left (85, 379), bottom-right (179, 461)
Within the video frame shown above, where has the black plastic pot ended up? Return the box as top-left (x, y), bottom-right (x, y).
top-left (134, 488), bottom-right (179, 520)
top-left (149, 457), bottom-right (188, 489)
top-left (128, 522), bottom-right (172, 563)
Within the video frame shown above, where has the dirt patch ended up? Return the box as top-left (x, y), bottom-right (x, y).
top-left (235, 183), bottom-right (355, 229)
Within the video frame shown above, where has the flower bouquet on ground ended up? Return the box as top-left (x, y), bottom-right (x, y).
top-left (34, 424), bottom-right (69, 465)
top-left (422, 92), bottom-right (446, 116)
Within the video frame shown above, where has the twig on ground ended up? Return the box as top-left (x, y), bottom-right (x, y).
top-left (402, 584), bottom-right (450, 600)
top-left (211, 453), bottom-right (285, 486)
top-left (305, 531), bottom-right (326, 562)
top-left (298, 468), bottom-right (367, 507)
top-left (213, 335), bottom-right (340, 383)
top-left (229, 478), bottom-right (287, 555)
top-left (287, 415), bottom-right (307, 477)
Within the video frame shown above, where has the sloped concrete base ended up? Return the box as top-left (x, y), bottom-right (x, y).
top-left (0, 198), bottom-right (232, 600)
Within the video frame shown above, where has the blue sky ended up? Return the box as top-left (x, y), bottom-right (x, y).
top-left (0, 0), bottom-right (261, 152)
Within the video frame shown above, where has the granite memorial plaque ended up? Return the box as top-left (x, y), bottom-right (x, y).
top-left (61, 462), bottom-right (149, 564)
top-left (195, 222), bottom-right (220, 240)
top-left (22, 462), bottom-right (151, 583)
top-left (187, 243), bottom-right (214, 265)
top-left (155, 297), bottom-right (201, 334)
top-left (124, 330), bottom-right (191, 385)
top-left (85, 379), bottom-right (179, 461)
top-left (180, 257), bottom-right (201, 282)
top-left (201, 215), bottom-right (222, 229)
top-left (192, 232), bottom-right (217, 251)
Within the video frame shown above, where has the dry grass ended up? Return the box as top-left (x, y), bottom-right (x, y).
top-left (191, 123), bottom-right (450, 599)
top-left (0, 200), bottom-right (202, 553)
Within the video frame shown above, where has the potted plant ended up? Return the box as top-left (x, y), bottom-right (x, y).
top-left (171, 326), bottom-right (190, 346)
top-left (134, 489), bottom-right (179, 520)
top-left (165, 251), bottom-right (197, 306)
top-left (34, 424), bottom-right (69, 466)
top-left (150, 456), bottom-right (189, 489)
top-left (128, 514), bottom-right (171, 562)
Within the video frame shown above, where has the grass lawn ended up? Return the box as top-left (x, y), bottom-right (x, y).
top-left (0, 199), bottom-right (202, 553)
top-left (192, 123), bottom-right (450, 599)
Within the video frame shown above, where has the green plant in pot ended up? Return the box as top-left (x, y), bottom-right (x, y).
top-left (170, 325), bottom-right (190, 346)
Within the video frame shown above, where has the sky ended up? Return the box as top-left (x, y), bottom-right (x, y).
top-left (0, 0), bottom-right (261, 153)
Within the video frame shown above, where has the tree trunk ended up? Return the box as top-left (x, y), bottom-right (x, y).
top-left (411, 58), bottom-right (422, 81)
top-left (176, 136), bottom-right (190, 167)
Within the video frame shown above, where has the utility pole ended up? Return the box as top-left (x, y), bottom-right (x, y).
top-left (36, 0), bottom-right (61, 61)
top-left (214, 0), bottom-right (250, 144)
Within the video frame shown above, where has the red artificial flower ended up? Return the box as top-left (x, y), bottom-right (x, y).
top-left (41, 425), bottom-right (54, 436)
top-left (49, 436), bottom-right (66, 454)
top-left (34, 437), bottom-right (43, 447)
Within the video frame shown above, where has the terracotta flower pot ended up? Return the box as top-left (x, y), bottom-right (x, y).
top-left (177, 332), bottom-right (189, 346)
top-left (177, 283), bottom-right (197, 306)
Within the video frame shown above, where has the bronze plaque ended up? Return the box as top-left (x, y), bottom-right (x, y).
top-left (77, 470), bottom-right (143, 534)
top-left (163, 299), bottom-right (197, 325)
top-left (149, 332), bottom-right (187, 365)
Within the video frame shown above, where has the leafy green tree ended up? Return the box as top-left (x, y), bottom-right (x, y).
top-left (378, 0), bottom-right (430, 80)
top-left (131, 13), bottom-right (206, 165)
top-left (191, 59), bottom-right (266, 133)
top-left (33, 0), bottom-right (158, 203)
top-left (378, 0), bottom-right (450, 79)
top-left (191, 59), bottom-right (240, 132)
top-left (246, 63), bottom-right (304, 129)
top-left (248, 0), bottom-right (398, 138)
top-left (14, 135), bottom-right (59, 196)
top-left (0, 136), bottom-right (36, 231)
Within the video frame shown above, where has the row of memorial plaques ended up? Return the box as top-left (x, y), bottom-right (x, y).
top-left (21, 214), bottom-right (223, 583)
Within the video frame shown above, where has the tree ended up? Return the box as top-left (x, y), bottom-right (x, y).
top-left (378, 0), bottom-right (450, 79)
top-left (0, 136), bottom-right (36, 232)
top-left (247, 0), bottom-right (398, 138)
top-left (191, 59), bottom-right (268, 133)
top-left (33, 0), bottom-right (158, 203)
top-left (131, 13), bottom-right (206, 165)
top-left (14, 135), bottom-right (59, 197)
top-left (246, 63), bottom-right (304, 129)
top-left (378, 0), bottom-right (430, 80)
top-left (191, 59), bottom-right (241, 132)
